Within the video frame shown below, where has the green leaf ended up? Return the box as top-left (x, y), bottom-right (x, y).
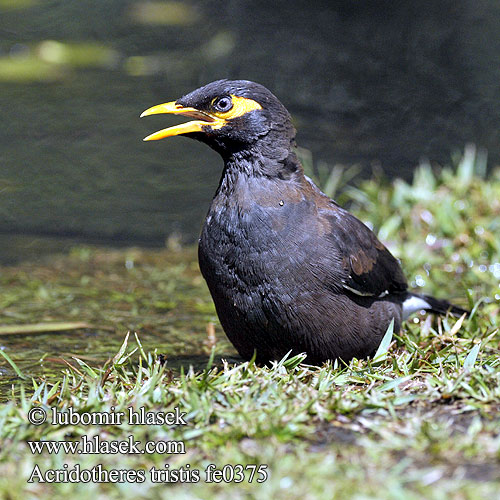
top-left (0, 348), bottom-right (29, 379)
top-left (112, 332), bottom-right (130, 365)
top-left (463, 342), bottom-right (481, 371)
top-left (373, 319), bottom-right (394, 362)
top-left (282, 352), bottom-right (307, 370)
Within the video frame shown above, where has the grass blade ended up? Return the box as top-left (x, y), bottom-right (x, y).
top-left (463, 342), bottom-right (481, 371)
top-left (0, 322), bottom-right (90, 336)
top-left (373, 319), bottom-right (394, 362)
top-left (0, 349), bottom-right (29, 379)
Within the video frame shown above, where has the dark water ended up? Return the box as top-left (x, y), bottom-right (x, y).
top-left (1, 0), bottom-right (500, 263)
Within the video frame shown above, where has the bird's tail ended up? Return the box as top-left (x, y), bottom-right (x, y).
top-left (402, 292), bottom-right (469, 320)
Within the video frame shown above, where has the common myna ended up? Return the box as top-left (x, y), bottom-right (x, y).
top-left (141, 80), bottom-right (468, 364)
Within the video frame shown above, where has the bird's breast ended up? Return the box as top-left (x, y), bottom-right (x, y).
top-left (198, 177), bottom-right (322, 295)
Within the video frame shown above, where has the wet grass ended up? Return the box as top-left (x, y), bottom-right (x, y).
top-left (0, 244), bottom-right (237, 399)
top-left (0, 149), bottom-right (499, 499)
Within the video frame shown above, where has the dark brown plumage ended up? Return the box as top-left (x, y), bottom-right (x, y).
top-left (141, 80), bottom-right (468, 365)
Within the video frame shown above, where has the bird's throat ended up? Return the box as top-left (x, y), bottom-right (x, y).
top-left (221, 148), bottom-right (304, 183)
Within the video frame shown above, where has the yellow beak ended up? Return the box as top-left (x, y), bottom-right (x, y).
top-left (140, 101), bottom-right (220, 141)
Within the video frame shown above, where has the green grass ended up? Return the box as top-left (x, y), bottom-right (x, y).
top-left (0, 147), bottom-right (499, 499)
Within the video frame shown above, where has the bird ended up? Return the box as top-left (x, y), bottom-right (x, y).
top-left (141, 79), bottom-right (468, 365)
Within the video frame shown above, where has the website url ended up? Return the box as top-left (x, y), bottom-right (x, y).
top-left (28, 435), bottom-right (185, 455)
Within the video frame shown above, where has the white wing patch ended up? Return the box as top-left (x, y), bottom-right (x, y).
top-left (402, 295), bottom-right (431, 319)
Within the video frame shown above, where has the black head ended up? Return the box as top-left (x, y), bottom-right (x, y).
top-left (141, 80), bottom-right (296, 161)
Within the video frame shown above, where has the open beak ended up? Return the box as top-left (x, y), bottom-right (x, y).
top-left (140, 101), bottom-right (219, 141)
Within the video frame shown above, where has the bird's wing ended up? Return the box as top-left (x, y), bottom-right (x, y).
top-left (323, 205), bottom-right (408, 298)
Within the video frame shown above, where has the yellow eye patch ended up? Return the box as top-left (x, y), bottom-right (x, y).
top-left (210, 95), bottom-right (262, 128)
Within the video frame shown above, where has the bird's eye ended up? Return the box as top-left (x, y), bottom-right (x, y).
top-left (214, 96), bottom-right (233, 113)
